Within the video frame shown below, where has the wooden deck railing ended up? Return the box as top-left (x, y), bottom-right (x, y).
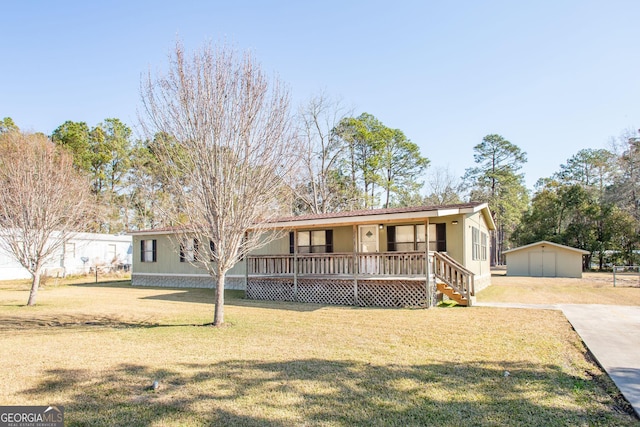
top-left (357, 252), bottom-right (430, 276)
top-left (247, 252), bottom-right (431, 277)
top-left (432, 251), bottom-right (475, 299)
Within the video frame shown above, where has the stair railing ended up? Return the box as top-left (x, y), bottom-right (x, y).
top-left (432, 252), bottom-right (475, 300)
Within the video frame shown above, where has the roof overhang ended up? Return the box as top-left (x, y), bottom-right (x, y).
top-left (503, 240), bottom-right (590, 255)
top-left (256, 202), bottom-right (496, 230)
top-left (129, 202), bottom-right (497, 235)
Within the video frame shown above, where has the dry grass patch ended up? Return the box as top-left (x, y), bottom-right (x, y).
top-left (0, 280), bottom-right (637, 426)
top-left (478, 271), bottom-right (640, 305)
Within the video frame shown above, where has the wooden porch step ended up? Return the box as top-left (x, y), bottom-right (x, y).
top-left (437, 283), bottom-right (469, 306)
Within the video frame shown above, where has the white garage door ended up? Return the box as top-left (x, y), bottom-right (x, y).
top-left (529, 251), bottom-right (556, 277)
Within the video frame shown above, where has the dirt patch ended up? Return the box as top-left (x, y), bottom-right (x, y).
top-left (479, 271), bottom-right (640, 305)
top-left (492, 271), bottom-right (639, 288)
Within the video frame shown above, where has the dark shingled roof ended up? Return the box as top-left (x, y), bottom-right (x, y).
top-left (130, 202), bottom-right (490, 234)
top-left (267, 202), bottom-right (486, 223)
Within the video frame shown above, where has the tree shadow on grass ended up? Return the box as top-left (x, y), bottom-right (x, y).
top-left (225, 295), bottom-right (328, 312)
top-left (72, 280), bottom-right (134, 289)
top-left (21, 359), bottom-right (637, 427)
top-left (0, 314), bottom-right (162, 332)
top-left (141, 289), bottom-right (325, 312)
top-left (0, 292), bottom-right (323, 331)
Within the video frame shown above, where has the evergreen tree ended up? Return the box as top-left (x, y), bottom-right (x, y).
top-left (464, 134), bottom-right (528, 264)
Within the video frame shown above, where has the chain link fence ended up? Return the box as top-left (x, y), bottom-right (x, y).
top-left (613, 265), bottom-right (640, 287)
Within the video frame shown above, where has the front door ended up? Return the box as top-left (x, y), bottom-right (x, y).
top-left (358, 225), bottom-right (379, 274)
top-left (359, 225), bottom-right (379, 253)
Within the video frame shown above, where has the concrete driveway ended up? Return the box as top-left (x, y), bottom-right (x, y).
top-left (560, 304), bottom-right (640, 418)
top-left (475, 302), bottom-right (640, 417)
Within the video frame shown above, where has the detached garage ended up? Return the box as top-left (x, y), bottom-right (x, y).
top-left (503, 241), bottom-right (590, 278)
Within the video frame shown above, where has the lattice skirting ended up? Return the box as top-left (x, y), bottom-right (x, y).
top-left (245, 277), bottom-right (295, 301)
top-left (357, 280), bottom-right (430, 308)
top-left (246, 277), bottom-right (435, 308)
top-left (298, 279), bottom-right (355, 306)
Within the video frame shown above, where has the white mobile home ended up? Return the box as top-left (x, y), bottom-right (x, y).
top-left (0, 231), bottom-right (133, 281)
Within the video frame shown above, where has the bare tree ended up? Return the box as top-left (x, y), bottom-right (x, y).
top-left (140, 41), bottom-right (298, 326)
top-left (291, 93), bottom-right (354, 213)
top-left (424, 166), bottom-right (463, 205)
top-left (0, 131), bottom-right (93, 305)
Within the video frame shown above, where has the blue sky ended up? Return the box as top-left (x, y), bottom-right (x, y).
top-left (2, 1), bottom-right (639, 190)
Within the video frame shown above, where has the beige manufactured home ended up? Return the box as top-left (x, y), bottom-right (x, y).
top-left (503, 241), bottom-right (589, 278)
top-left (130, 202), bottom-right (495, 308)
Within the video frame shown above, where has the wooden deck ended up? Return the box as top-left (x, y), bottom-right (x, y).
top-left (246, 252), bottom-right (474, 308)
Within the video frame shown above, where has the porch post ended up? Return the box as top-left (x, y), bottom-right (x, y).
top-left (353, 224), bottom-right (358, 305)
top-left (425, 219), bottom-right (431, 308)
top-left (293, 229), bottom-right (298, 300)
top-left (244, 252), bottom-right (249, 289)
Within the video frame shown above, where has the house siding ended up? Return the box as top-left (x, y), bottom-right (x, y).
top-left (250, 230), bottom-right (289, 255)
top-left (334, 226), bottom-right (354, 252)
top-left (440, 216), bottom-right (463, 261)
top-left (461, 211), bottom-right (491, 290)
top-left (134, 234), bottom-right (256, 276)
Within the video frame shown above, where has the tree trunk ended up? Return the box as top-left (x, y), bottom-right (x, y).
top-left (213, 267), bottom-right (226, 326)
top-left (490, 230), bottom-right (497, 267)
top-left (384, 183), bottom-right (390, 209)
top-left (27, 270), bottom-right (41, 306)
top-left (598, 251), bottom-right (604, 270)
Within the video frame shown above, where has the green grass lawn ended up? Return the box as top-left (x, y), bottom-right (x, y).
top-left (0, 279), bottom-right (637, 426)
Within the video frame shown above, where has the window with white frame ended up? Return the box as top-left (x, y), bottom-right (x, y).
top-left (472, 227), bottom-right (479, 260)
top-left (180, 238), bottom-right (199, 262)
top-left (472, 227), bottom-right (487, 261)
top-left (481, 232), bottom-right (488, 261)
top-left (141, 239), bottom-right (157, 262)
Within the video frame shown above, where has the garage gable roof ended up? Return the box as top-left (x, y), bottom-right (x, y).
top-left (503, 241), bottom-right (590, 255)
